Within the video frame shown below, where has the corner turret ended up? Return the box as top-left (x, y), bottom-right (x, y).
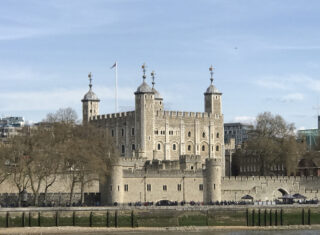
top-left (82, 72), bottom-right (100, 124)
top-left (134, 64), bottom-right (155, 159)
top-left (204, 66), bottom-right (222, 115)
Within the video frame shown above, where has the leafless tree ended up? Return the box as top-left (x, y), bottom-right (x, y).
top-left (234, 112), bottom-right (305, 176)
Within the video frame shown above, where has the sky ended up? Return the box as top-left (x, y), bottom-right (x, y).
top-left (1, 0), bottom-right (320, 130)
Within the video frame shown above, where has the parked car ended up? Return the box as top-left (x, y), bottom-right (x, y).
top-left (156, 200), bottom-right (173, 206)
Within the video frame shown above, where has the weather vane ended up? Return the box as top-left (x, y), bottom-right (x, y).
top-left (209, 65), bottom-right (214, 85)
top-left (142, 63), bottom-right (146, 81)
top-left (88, 72), bottom-right (92, 88)
top-left (151, 70), bottom-right (156, 88)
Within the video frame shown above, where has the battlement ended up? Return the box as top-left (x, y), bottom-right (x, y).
top-left (123, 169), bottom-right (204, 178)
top-left (155, 110), bottom-right (214, 118)
top-left (206, 158), bottom-right (222, 166)
top-left (179, 155), bottom-right (202, 162)
top-left (221, 176), bottom-right (308, 182)
top-left (114, 157), bottom-right (147, 168)
top-left (90, 111), bottom-right (135, 121)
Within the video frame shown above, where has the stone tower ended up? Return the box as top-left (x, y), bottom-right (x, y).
top-left (134, 64), bottom-right (155, 159)
top-left (204, 66), bottom-right (225, 174)
top-left (151, 71), bottom-right (164, 112)
top-left (205, 158), bottom-right (222, 203)
top-left (82, 72), bottom-right (100, 124)
top-left (204, 66), bottom-right (222, 115)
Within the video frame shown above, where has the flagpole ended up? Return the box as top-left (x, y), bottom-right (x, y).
top-left (115, 61), bottom-right (118, 113)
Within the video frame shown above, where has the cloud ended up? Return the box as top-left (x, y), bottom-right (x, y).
top-left (280, 93), bottom-right (304, 103)
top-left (232, 116), bottom-right (256, 124)
top-left (255, 74), bottom-right (320, 92)
top-left (0, 86), bottom-right (135, 111)
top-left (255, 79), bottom-right (289, 90)
top-left (270, 46), bottom-right (320, 51)
top-left (0, 1), bottom-right (118, 40)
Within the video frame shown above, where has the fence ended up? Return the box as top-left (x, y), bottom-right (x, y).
top-left (0, 208), bottom-right (317, 228)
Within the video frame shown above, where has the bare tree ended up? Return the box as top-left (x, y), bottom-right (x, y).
top-left (234, 112), bottom-right (305, 176)
top-left (44, 107), bottom-right (78, 124)
top-left (63, 124), bottom-right (117, 205)
top-left (0, 107), bottom-right (117, 207)
top-left (2, 130), bottom-right (31, 206)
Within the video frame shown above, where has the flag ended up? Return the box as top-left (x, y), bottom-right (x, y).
top-left (110, 62), bottom-right (117, 69)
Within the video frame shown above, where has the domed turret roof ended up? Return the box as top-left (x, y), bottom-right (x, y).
top-left (82, 72), bottom-right (100, 101)
top-left (83, 88), bottom-right (99, 101)
top-left (136, 81), bottom-right (153, 93)
top-left (152, 88), bottom-right (162, 100)
top-left (205, 84), bottom-right (220, 94)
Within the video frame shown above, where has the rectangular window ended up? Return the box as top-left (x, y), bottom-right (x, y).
top-left (169, 130), bottom-right (173, 135)
top-left (163, 185), bottom-right (167, 191)
top-left (121, 145), bottom-right (125, 154)
top-left (177, 184), bottom-right (181, 191)
top-left (131, 128), bottom-right (135, 136)
top-left (111, 130), bottom-right (114, 137)
top-left (199, 184), bottom-right (203, 191)
top-left (124, 184), bottom-right (128, 192)
top-left (154, 130), bottom-right (159, 135)
top-left (147, 184), bottom-right (151, 191)
top-left (121, 129), bottom-right (124, 136)
top-left (132, 144), bottom-right (135, 150)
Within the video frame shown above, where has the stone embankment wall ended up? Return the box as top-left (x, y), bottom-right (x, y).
top-left (0, 175), bottom-right (99, 206)
top-left (221, 176), bottom-right (320, 201)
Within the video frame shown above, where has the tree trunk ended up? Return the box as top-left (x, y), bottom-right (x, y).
top-left (34, 192), bottom-right (39, 206)
top-left (69, 180), bottom-right (75, 205)
top-left (80, 181), bottom-right (85, 205)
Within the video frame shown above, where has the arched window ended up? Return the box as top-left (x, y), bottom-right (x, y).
top-left (132, 144), bottom-right (135, 150)
top-left (202, 145), bottom-right (205, 151)
top-left (121, 129), bottom-right (124, 136)
top-left (111, 129), bottom-right (114, 137)
top-left (188, 145), bottom-right (191, 151)
top-left (121, 145), bottom-right (125, 154)
top-left (188, 131), bottom-right (191, 137)
top-left (158, 143), bottom-right (161, 150)
top-left (216, 145), bottom-right (219, 151)
top-left (173, 144), bottom-right (176, 151)
top-left (202, 132), bottom-right (206, 138)
top-left (216, 132), bottom-right (219, 138)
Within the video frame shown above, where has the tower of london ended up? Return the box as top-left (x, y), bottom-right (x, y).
top-left (82, 65), bottom-right (224, 168)
top-left (81, 64), bottom-right (225, 205)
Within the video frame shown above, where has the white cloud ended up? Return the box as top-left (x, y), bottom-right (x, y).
top-left (280, 93), bottom-right (304, 103)
top-left (255, 79), bottom-right (289, 90)
top-left (232, 116), bottom-right (256, 124)
top-left (0, 86), bottom-right (135, 111)
top-left (255, 74), bottom-right (320, 93)
top-left (0, 1), bottom-right (118, 40)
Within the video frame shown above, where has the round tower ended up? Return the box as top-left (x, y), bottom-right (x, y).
top-left (205, 158), bottom-right (222, 203)
top-left (104, 163), bottom-right (123, 205)
top-left (82, 72), bottom-right (100, 124)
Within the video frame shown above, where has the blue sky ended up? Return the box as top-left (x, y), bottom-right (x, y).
top-left (1, 0), bottom-right (320, 129)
